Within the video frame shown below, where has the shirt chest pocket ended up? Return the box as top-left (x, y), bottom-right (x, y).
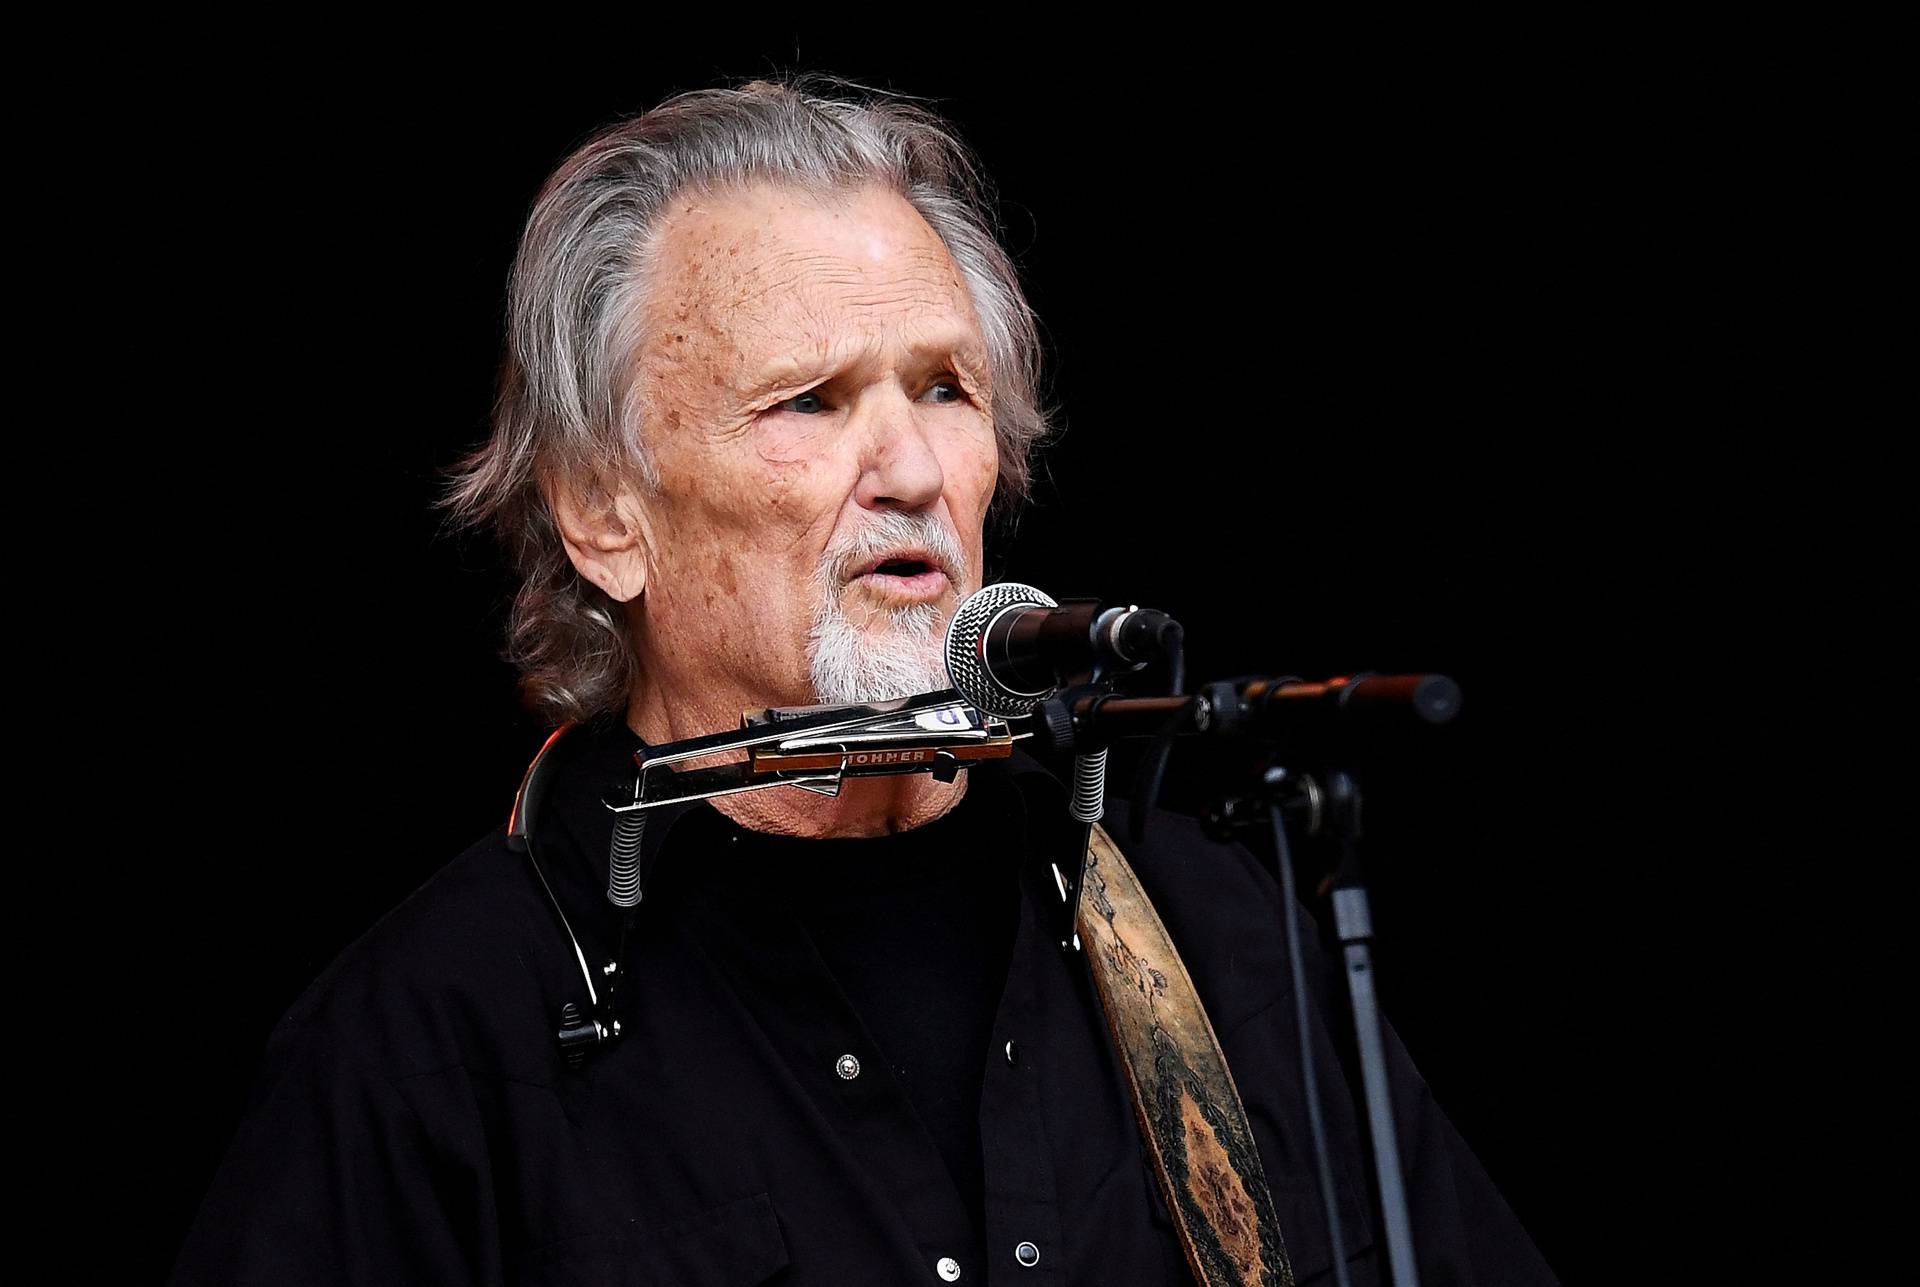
top-left (521, 1191), bottom-right (790, 1287)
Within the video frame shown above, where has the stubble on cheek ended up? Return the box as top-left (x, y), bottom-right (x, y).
top-left (651, 500), bottom-right (824, 701)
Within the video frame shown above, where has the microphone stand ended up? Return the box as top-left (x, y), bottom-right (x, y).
top-left (1215, 764), bottom-right (1416, 1287)
top-left (1051, 676), bottom-right (1458, 1287)
top-left (1316, 771), bottom-right (1421, 1287)
top-left (1035, 685), bottom-right (1379, 1286)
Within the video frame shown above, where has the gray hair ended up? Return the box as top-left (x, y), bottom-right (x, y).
top-left (437, 72), bottom-right (1058, 726)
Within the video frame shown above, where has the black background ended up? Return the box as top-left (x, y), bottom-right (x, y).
top-left (109, 30), bottom-right (1894, 1286)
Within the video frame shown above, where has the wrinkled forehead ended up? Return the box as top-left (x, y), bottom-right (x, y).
top-left (637, 180), bottom-right (988, 400)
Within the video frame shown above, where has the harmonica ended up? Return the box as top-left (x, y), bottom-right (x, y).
top-left (618, 689), bottom-right (1017, 810)
top-left (742, 698), bottom-right (1013, 774)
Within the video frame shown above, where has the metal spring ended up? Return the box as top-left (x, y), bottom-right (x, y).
top-left (1070, 748), bottom-right (1108, 823)
top-left (607, 810), bottom-right (646, 908)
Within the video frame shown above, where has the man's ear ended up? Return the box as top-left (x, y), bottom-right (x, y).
top-left (548, 472), bottom-right (653, 603)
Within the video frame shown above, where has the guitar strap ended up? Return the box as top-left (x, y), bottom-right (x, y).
top-left (1077, 823), bottom-right (1295, 1287)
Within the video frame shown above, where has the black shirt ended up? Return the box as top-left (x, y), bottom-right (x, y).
top-left (726, 783), bottom-right (1023, 1245)
top-left (173, 714), bottom-right (1558, 1286)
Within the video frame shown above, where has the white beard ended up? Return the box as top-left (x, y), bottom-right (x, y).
top-left (807, 598), bottom-right (949, 705)
top-left (804, 510), bottom-right (967, 705)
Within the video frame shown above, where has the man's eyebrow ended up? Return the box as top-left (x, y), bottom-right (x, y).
top-left (742, 333), bottom-right (989, 398)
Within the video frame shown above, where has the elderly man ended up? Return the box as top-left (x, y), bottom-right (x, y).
top-left (174, 76), bottom-right (1556, 1286)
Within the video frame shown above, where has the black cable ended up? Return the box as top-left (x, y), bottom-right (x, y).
top-left (605, 905), bottom-right (639, 1024)
top-left (1126, 628), bottom-right (1185, 846)
top-left (1271, 799), bottom-right (1353, 1287)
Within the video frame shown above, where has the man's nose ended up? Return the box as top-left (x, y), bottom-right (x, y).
top-left (854, 394), bottom-right (946, 512)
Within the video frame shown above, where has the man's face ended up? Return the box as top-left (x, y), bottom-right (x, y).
top-left (626, 181), bottom-right (999, 709)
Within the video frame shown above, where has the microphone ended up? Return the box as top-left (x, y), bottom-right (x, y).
top-left (944, 582), bottom-right (1181, 717)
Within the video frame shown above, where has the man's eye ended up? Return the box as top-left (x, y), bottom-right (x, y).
top-left (771, 379), bottom-right (968, 415)
top-left (776, 388), bottom-right (828, 415)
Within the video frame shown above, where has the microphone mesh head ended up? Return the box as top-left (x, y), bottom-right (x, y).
top-left (944, 581), bottom-right (1058, 718)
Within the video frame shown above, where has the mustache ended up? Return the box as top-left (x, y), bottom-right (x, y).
top-left (815, 510), bottom-right (968, 588)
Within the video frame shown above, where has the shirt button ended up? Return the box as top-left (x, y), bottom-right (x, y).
top-left (835, 1054), bottom-right (860, 1080)
top-left (936, 1255), bottom-right (962, 1280)
top-left (1014, 1241), bottom-right (1041, 1267)
top-left (1004, 1040), bottom-right (1019, 1066)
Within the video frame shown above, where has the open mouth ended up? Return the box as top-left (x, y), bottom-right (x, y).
top-left (853, 551), bottom-right (950, 599)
